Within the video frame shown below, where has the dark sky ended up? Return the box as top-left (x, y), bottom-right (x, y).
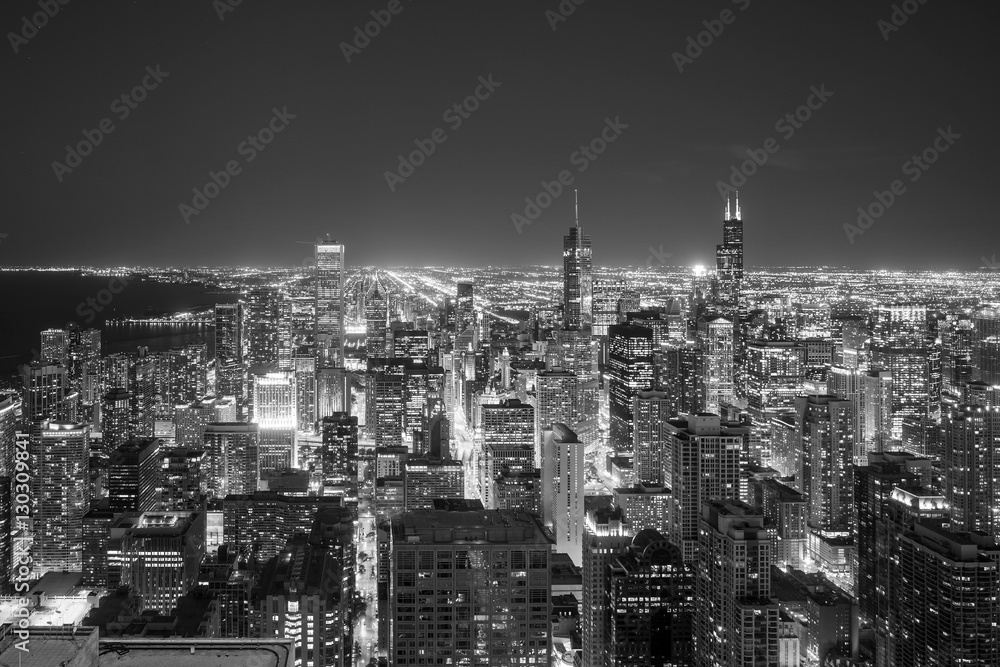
top-left (2, 1), bottom-right (997, 269)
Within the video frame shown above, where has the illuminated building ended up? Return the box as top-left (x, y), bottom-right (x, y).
top-left (535, 370), bottom-right (582, 468)
top-left (482, 398), bottom-right (534, 506)
top-left (374, 373), bottom-right (405, 448)
top-left (0, 396), bottom-right (17, 476)
top-left (392, 329), bottom-right (430, 363)
top-left (655, 341), bottom-right (705, 416)
top-left (222, 492), bottom-right (345, 564)
top-left (554, 327), bottom-right (599, 429)
top-left (30, 420), bottom-right (90, 575)
top-left (203, 422), bottom-right (259, 499)
top-left (695, 500), bottom-right (778, 667)
top-left (120, 511), bottom-right (207, 613)
top-left (40, 328), bottom-right (69, 365)
top-left (889, 523), bottom-right (999, 667)
top-left (388, 508), bottom-right (554, 666)
top-left (213, 302), bottom-right (243, 397)
top-left (67, 327), bottom-right (100, 395)
top-left (0, 477), bottom-right (10, 584)
top-left (365, 273), bottom-right (390, 357)
top-left (750, 477), bottom-right (807, 570)
top-left (624, 309), bottom-right (671, 349)
top-left (943, 404), bottom-right (1000, 535)
top-left (20, 362), bottom-right (70, 426)
top-left (582, 506), bottom-right (635, 667)
top-left (714, 194), bottom-right (743, 314)
top-left (608, 324), bottom-right (654, 452)
top-left (697, 316), bottom-right (734, 414)
top-left (632, 390), bottom-right (670, 485)
top-left (564, 219), bottom-right (593, 330)
top-left (492, 468), bottom-right (542, 514)
top-left (175, 396), bottom-right (237, 449)
top-left (664, 414), bottom-right (742, 563)
top-left (403, 457), bottom-right (464, 510)
top-left (161, 447), bottom-right (206, 511)
top-left (743, 340), bottom-right (805, 421)
top-left (593, 278), bottom-right (640, 338)
top-left (256, 530), bottom-right (353, 667)
top-left (108, 437), bottom-right (161, 513)
top-left (456, 279), bottom-right (475, 334)
top-left (853, 452), bottom-right (934, 635)
top-left (612, 482), bottom-right (670, 534)
top-left (292, 353), bottom-right (316, 433)
top-left (541, 423), bottom-right (585, 565)
top-left (320, 412), bottom-right (357, 487)
top-left (795, 395), bottom-right (854, 534)
top-left (869, 304), bottom-right (941, 451)
top-left (315, 236), bottom-right (345, 368)
top-left (245, 288), bottom-right (282, 367)
top-left (102, 387), bottom-right (132, 451)
top-left (604, 530), bottom-right (694, 667)
top-left (250, 369), bottom-right (296, 475)
top-left (316, 366), bottom-right (350, 421)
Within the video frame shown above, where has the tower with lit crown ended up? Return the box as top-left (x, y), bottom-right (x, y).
top-left (315, 235), bottom-right (345, 368)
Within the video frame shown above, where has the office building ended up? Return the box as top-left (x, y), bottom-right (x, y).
top-left (541, 423), bottom-right (585, 565)
top-left (120, 511), bottom-right (207, 613)
top-left (203, 422), bottom-right (259, 498)
top-left (315, 236), bottom-right (346, 367)
top-left (608, 324), bottom-right (654, 452)
top-left (31, 420), bottom-right (90, 575)
top-left (108, 437), bottom-right (161, 513)
top-left (564, 222), bottom-right (593, 330)
top-left (632, 390), bottom-right (670, 485)
top-left (403, 457), bottom-right (464, 510)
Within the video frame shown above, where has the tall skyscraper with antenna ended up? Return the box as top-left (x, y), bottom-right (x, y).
top-left (563, 191), bottom-right (593, 331)
top-left (315, 235), bottom-right (345, 368)
top-left (715, 192), bottom-right (744, 313)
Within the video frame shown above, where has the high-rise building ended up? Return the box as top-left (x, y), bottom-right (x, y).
top-left (120, 511), bottom-right (207, 613)
top-left (365, 273), bottom-right (390, 358)
top-left (392, 329), bottom-right (430, 363)
top-left (943, 404), bottom-right (1000, 535)
top-left (161, 447), bottom-right (207, 511)
top-left (663, 414), bottom-right (742, 563)
top-left (714, 194), bottom-right (744, 313)
top-left (315, 237), bottom-right (346, 368)
top-left (632, 390), bottom-right (670, 485)
top-left (388, 508), bottom-right (554, 666)
top-left (250, 370), bottom-right (296, 475)
top-left (175, 396), bottom-right (237, 449)
top-left (695, 500), bottom-right (777, 667)
top-left (870, 304), bottom-right (941, 451)
top-left (796, 395), bottom-right (855, 534)
top-left (853, 452), bottom-right (934, 633)
top-left (564, 221), bottom-right (593, 330)
top-left (102, 386), bottom-right (133, 451)
top-left (743, 339), bottom-right (805, 421)
top-left (108, 437), bottom-right (161, 513)
top-left (256, 529), bottom-right (354, 667)
top-left (30, 420), bottom-right (91, 575)
top-left (541, 423), bottom-right (585, 566)
top-left (292, 354), bottom-right (316, 433)
top-left (655, 341), bottom-right (705, 416)
top-left (40, 328), bottom-right (69, 365)
top-left (593, 279), bottom-right (640, 338)
top-left (320, 412), bottom-right (358, 488)
top-left (697, 316), bottom-right (735, 414)
top-left (482, 399), bottom-right (535, 506)
top-left (403, 457), bottom-right (464, 510)
top-left (553, 327), bottom-right (599, 431)
top-left (608, 325), bottom-right (654, 452)
top-left (456, 279), bottom-right (475, 334)
top-left (612, 482), bottom-right (670, 534)
top-left (751, 477), bottom-right (807, 570)
top-left (374, 373), bottom-right (405, 448)
top-left (203, 422), bottom-right (259, 498)
top-left (889, 523), bottom-right (1000, 667)
top-left (604, 530), bottom-right (694, 667)
top-left (582, 505), bottom-right (635, 667)
top-left (20, 362), bottom-right (70, 426)
top-left (245, 288), bottom-right (282, 367)
top-left (535, 370), bottom-right (582, 468)
top-left (222, 492), bottom-right (346, 564)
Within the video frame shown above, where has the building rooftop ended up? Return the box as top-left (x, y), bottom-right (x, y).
top-left (392, 509), bottom-right (554, 545)
top-left (96, 639), bottom-right (294, 666)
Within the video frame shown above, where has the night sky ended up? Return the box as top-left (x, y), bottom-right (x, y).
top-left (2, 0), bottom-right (997, 269)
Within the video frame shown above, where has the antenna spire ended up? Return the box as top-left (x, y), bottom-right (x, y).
top-left (574, 189), bottom-right (580, 228)
top-left (735, 191), bottom-right (741, 220)
top-left (725, 195), bottom-right (731, 221)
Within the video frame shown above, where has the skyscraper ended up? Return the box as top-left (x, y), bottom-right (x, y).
top-left (214, 302), bottom-right (243, 397)
top-left (535, 370), bottom-right (582, 468)
top-left (365, 272), bottom-right (390, 358)
top-left (695, 500), bottom-right (778, 667)
top-left (563, 211), bottom-right (593, 330)
top-left (714, 193), bottom-right (744, 313)
top-left (250, 370), bottom-right (297, 475)
top-left (108, 436), bottom-right (161, 513)
top-left (632, 390), bottom-right (670, 485)
top-left (30, 420), bottom-right (91, 575)
top-left (456, 279), bottom-right (475, 334)
top-left (697, 316), bottom-right (735, 414)
top-left (245, 288), bottom-right (282, 367)
top-left (608, 325), bottom-right (654, 453)
top-left (592, 278), bottom-right (640, 339)
top-left (541, 423), bottom-right (585, 565)
top-left (943, 404), bottom-right (1000, 535)
top-left (203, 422), bottom-right (259, 498)
top-left (315, 236), bottom-right (345, 368)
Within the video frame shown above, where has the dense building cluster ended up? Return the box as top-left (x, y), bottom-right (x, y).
top-left (2, 198), bottom-right (1000, 666)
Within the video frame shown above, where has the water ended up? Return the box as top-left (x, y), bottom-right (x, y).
top-left (0, 271), bottom-right (238, 374)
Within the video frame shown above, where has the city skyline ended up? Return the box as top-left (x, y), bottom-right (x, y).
top-left (2, 1), bottom-right (997, 269)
